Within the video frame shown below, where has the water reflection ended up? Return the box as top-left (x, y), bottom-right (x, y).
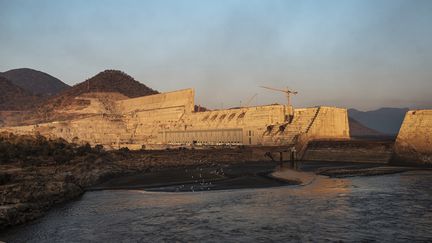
top-left (1, 171), bottom-right (432, 242)
top-left (273, 165), bottom-right (352, 197)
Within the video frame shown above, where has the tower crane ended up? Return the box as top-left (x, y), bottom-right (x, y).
top-left (260, 86), bottom-right (298, 107)
top-left (244, 93), bottom-right (258, 107)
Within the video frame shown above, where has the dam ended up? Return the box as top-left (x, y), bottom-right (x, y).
top-left (393, 109), bottom-right (432, 164)
top-left (1, 88), bottom-right (350, 149)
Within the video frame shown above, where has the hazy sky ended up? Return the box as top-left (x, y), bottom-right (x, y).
top-left (1, 0), bottom-right (431, 110)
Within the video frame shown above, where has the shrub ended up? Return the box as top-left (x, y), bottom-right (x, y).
top-left (94, 144), bottom-right (104, 153)
top-left (119, 147), bottom-right (130, 152)
top-left (76, 143), bottom-right (92, 156)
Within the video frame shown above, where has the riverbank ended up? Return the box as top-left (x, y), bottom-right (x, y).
top-left (88, 161), bottom-right (297, 192)
top-left (3, 169), bottom-right (432, 242)
top-left (0, 146), bottom-right (279, 229)
top-left (1, 146), bottom-right (429, 230)
top-left (89, 161), bottom-right (424, 193)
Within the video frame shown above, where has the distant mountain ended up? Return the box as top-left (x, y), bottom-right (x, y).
top-left (1, 68), bottom-right (69, 96)
top-left (0, 76), bottom-right (41, 110)
top-left (348, 117), bottom-right (387, 138)
top-left (348, 107), bottom-right (409, 135)
top-left (1, 70), bottom-right (160, 125)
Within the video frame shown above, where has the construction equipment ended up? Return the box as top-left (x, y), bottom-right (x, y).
top-left (244, 93), bottom-right (258, 107)
top-left (260, 86), bottom-right (298, 106)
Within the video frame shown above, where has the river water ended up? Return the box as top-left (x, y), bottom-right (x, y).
top-left (2, 170), bottom-right (432, 242)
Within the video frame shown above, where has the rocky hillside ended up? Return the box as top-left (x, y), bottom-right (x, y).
top-left (6, 70), bottom-right (159, 125)
top-left (0, 70), bottom-right (162, 126)
top-left (1, 68), bottom-right (69, 96)
top-left (0, 76), bottom-right (41, 110)
top-left (42, 70), bottom-right (158, 109)
top-left (61, 70), bottom-right (157, 98)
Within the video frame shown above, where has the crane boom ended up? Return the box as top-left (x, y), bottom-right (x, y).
top-left (259, 85), bottom-right (298, 107)
top-left (245, 93), bottom-right (258, 107)
top-left (260, 86), bottom-right (287, 93)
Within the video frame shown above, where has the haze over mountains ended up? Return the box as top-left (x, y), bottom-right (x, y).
top-left (0, 67), bottom-right (413, 137)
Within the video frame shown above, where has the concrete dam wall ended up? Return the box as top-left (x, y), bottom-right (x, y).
top-left (1, 88), bottom-right (350, 150)
top-left (393, 110), bottom-right (432, 164)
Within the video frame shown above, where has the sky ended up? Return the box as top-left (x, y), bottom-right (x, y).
top-left (1, 0), bottom-right (431, 110)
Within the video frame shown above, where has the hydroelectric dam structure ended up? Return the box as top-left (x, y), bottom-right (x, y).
top-left (1, 88), bottom-right (350, 150)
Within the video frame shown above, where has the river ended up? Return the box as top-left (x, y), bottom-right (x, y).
top-left (1, 169), bottom-right (432, 242)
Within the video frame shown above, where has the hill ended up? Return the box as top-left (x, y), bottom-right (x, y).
top-left (33, 70), bottom-right (159, 121)
top-left (54, 69), bottom-right (158, 99)
top-left (1, 68), bottom-right (69, 96)
top-left (348, 107), bottom-right (409, 135)
top-left (1, 70), bottom-right (161, 125)
top-left (0, 76), bottom-right (41, 110)
top-left (348, 117), bottom-right (388, 139)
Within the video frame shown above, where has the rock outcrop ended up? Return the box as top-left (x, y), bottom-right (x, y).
top-left (0, 146), bottom-right (278, 229)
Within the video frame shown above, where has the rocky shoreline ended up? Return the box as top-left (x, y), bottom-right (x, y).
top-left (1, 145), bottom-right (429, 230)
top-left (0, 147), bottom-right (275, 229)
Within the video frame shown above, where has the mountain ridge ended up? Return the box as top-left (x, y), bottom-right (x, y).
top-left (40, 69), bottom-right (159, 111)
top-left (1, 68), bottom-right (69, 96)
top-left (348, 117), bottom-right (387, 139)
top-left (348, 107), bottom-right (409, 135)
top-left (0, 76), bottom-right (42, 110)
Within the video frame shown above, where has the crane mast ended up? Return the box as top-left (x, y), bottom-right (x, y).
top-left (260, 86), bottom-right (298, 107)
